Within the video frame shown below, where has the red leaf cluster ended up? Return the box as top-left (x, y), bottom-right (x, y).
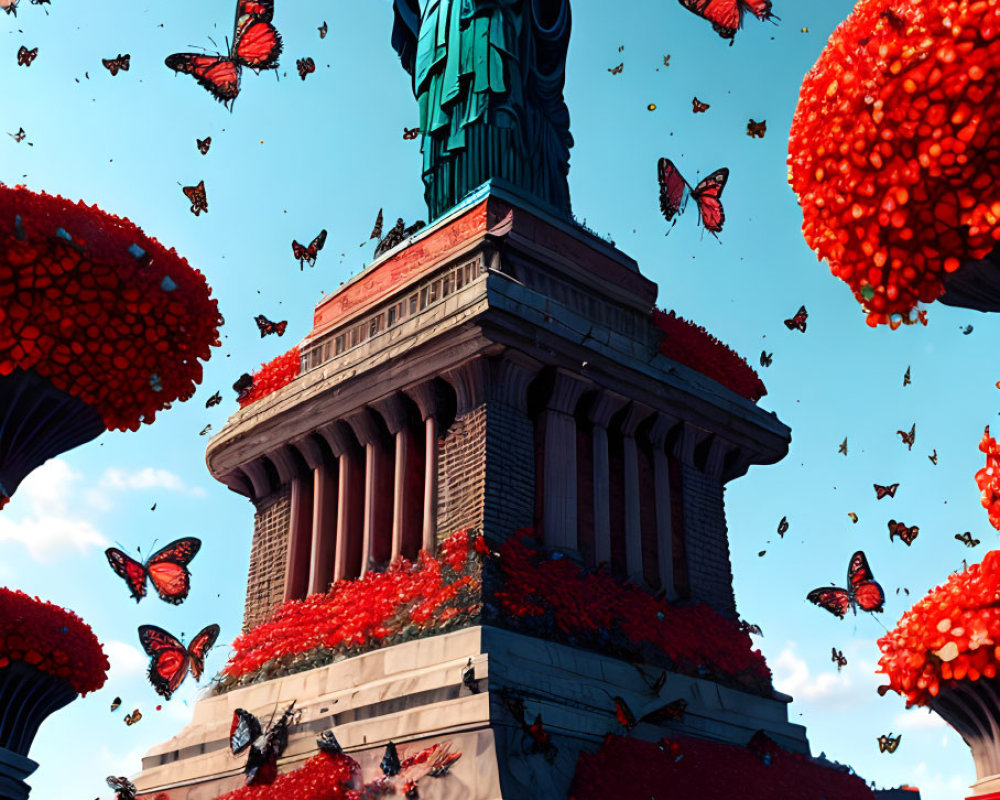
top-left (213, 752), bottom-right (362, 800)
top-left (237, 346), bottom-right (301, 409)
top-left (218, 531), bottom-right (482, 688)
top-left (651, 309), bottom-right (766, 402)
top-left (0, 588), bottom-right (109, 696)
top-left (789, 0), bottom-right (1000, 327)
top-left (493, 530), bottom-right (772, 691)
top-left (0, 184), bottom-right (222, 430)
top-left (877, 549), bottom-right (1000, 706)
top-left (569, 734), bottom-right (876, 800)
top-left (976, 425), bottom-right (1000, 530)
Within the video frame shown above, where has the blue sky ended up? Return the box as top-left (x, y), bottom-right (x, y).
top-left (0, 0), bottom-right (992, 798)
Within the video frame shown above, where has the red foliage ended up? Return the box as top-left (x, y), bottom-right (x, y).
top-left (0, 185), bottom-right (222, 430)
top-left (219, 531), bottom-right (481, 687)
top-left (878, 549), bottom-right (1000, 706)
top-left (0, 588), bottom-right (109, 695)
top-left (650, 309), bottom-right (766, 402)
top-left (976, 425), bottom-right (1000, 530)
top-left (569, 734), bottom-right (876, 800)
top-left (213, 752), bottom-right (362, 800)
top-left (789, 0), bottom-right (1000, 327)
top-left (221, 529), bottom-right (769, 696)
top-left (237, 346), bottom-right (301, 409)
top-left (493, 530), bottom-right (771, 691)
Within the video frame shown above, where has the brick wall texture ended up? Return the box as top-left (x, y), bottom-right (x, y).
top-left (483, 400), bottom-right (535, 541)
top-left (436, 405), bottom-right (487, 542)
top-left (680, 464), bottom-right (737, 617)
top-left (243, 490), bottom-right (291, 632)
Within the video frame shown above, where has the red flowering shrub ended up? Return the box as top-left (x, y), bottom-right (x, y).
top-left (491, 530), bottom-right (772, 693)
top-left (651, 309), bottom-right (766, 402)
top-left (976, 425), bottom-right (1000, 530)
top-left (0, 184), bottom-right (222, 431)
top-left (569, 734), bottom-right (875, 800)
top-left (0, 588), bottom-right (109, 695)
top-left (217, 531), bottom-right (482, 689)
top-left (877, 550), bottom-right (1000, 706)
top-left (789, 0), bottom-right (1000, 327)
top-left (213, 752), bottom-right (362, 800)
top-left (220, 529), bottom-right (769, 697)
top-left (238, 346), bottom-right (301, 409)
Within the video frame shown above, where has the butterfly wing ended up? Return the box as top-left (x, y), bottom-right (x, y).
top-left (165, 54), bottom-right (241, 105)
top-left (678, 0), bottom-right (741, 38)
top-left (102, 57), bottom-right (119, 75)
top-left (292, 240), bottom-right (307, 262)
top-left (310, 229), bottom-right (328, 253)
top-left (106, 548), bottom-right (149, 602)
top-left (231, 708), bottom-right (263, 756)
top-left (887, 734), bottom-right (901, 753)
top-left (691, 168), bottom-right (729, 234)
top-left (807, 586), bottom-right (851, 619)
top-left (741, 0), bottom-right (774, 21)
top-left (145, 537), bottom-right (201, 604)
top-left (186, 622), bottom-right (220, 681)
top-left (613, 696), bottom-right (637, 729)
top-left (138, 625), bottom-right (190, 700)
top-left (657, 158), bottom-right (690, 225)
top-left (784, 306), bottom-right (808, 331)
top-left (847, 550), bottom-right (885, 612)
top-left (237, 0), bottom-right (274, 22)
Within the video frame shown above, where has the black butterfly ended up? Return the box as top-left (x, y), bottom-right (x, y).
top-left (292, 229), bottom-right (327, 269)
top-left (381, 741), bottom-right (402, 776)
top-left (897, 423), bottom-right (915, 449)
top-left (760, 351), bottom-right (772, 367)
top-left (888, 519), bottom-right (919, 546)
top-left (370, 208), bottom-right (384, 240)
top-left (403, 127), bottom-right (419, 140)
top-left (738, 620), bottom-right (762, 636)
top-left (110, 696), bottom-right (122, 712)
top-left (956, 531), bottom-right (980, 548)
top-left (874, 483), bottom-right (899, 500)
top-left (8, 127), bottom-right (26, 143)
top-left (296, 56), bottom-right (315, 80)
top-left (197, 136), bottom-right (212, 155)
top-left (102, 53), bottom-right (130, 75)
top-left (838, 437), bottom-right (847, 455)
top-left (784, 305), bottom-right (808, 332)
top-left (316, 730), bottom-right (342, 754)
top-left (17, 46), bottom-right (38, 67)
top-left (233, 372), bottom-right (253, 399)
top-left (254, 314), bottom-right (287, 337)
top-left (831, 648), bottom-right (847, 671)
top-left (205, 390), bottom-right (222, 408)
top-left (231, 702), bottom-right (297, 786)
top-left (2, 0), bottom-right (19, 16)
top-left (608, 62), bottom-right (623, 75)
top-left (107, 776), bottom-right (137, 800)
top-left (692, 96), bottom-right (710, 113)
top-left (903, 366), bottom-right (911, 386)
top-left (777, 516), bottom-right (788, 537)
top-left (318, 21), bottom-right (328, 38)
top-left (746, 119), bottom-right (766, 138)
top-left (182, 180), bottom-right (208, 216)
top-left (462, 658), bottom-right (480, 693)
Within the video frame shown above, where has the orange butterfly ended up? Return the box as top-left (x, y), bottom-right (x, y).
top-left (896, 423), bottom-right (915, 449)
top-left (182, 181), bottom-right (208, 216)
top-left (746, 118), bottom-right (766, 138)
top-left (888, 519), bottom-right (919, 546)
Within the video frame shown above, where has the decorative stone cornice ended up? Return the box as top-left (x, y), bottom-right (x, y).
top-left (291, 435), bottom-right (327, 472)
top-left (586, 389), bottom-right (629, 428)
top-left (618, 401), bottom-right (655, 438)
top-left (345, 408), bottom-right (386, 447)
top-left (544, 368), bottom-right (592, 415)
top-left (267, 445), bottom-right (301, 485)
top-left (403, 380), bottom-right (442, 423)
top-left (371, 394), bottom-right (410, 436)
top-left (443, 357), bottom-right (491, 415)
top-left (217, 470), bottom-right (252, 498)
top-left (317, 421), bottom-right (356, 458)
top-left (489, 350), bottom-right (543, 411)
top-left (647, 411), bottom-right (681, 448)
top-left (673, 421), bottom-right (712, 468)
top-left (703, 435), bottom-right (732, 481)
top-left (242, 459), bottom-right (273, 500)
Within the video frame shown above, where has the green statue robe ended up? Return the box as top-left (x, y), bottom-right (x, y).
top-left (392, 0), bottom-right (573, 221)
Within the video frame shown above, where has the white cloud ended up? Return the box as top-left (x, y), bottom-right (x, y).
top-left (99, 467), bottom-right (204, 496)
top-left (0, 460), bottom-right (107, 560)
top-left (104, 641), bottom-right (148, 682)
top-left (893, 708), bottom-right (948, 731)
top-left (772, 644), bottom-right (847, 700)
top-left (909, 761), bottom-right (970, 800)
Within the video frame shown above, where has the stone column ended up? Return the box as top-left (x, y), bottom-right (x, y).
top-left (405, 381), bottom-right (442, 555)
top-left (540, 370), bottom-right (591, 551)
top-left (294, 436), bottom-right (338, 596)
top-left (320, 422), bottom-right (360, 582)
top-left (346, 409), bottom-right (387, 577)
top-left (0, 748), bottom-right (36, 800)
top-left (586, 391), bottom-right (628, 568)
top-left (276, 446), bottom-right (312, 602)
top-left (648, 412), bottom-right (679, 599)
top-left (619, 403), bottom-right (654, 584)
top-left (371, 394), bottom-right (412, 563)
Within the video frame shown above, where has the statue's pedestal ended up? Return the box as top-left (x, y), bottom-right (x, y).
top-left (134, 626), bottom-right (807, 799)
top-left (0, 748), bottom-right (36, 800)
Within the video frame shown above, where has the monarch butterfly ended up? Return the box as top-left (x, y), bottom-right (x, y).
top-left (807, 551), bottom-right (885, 618)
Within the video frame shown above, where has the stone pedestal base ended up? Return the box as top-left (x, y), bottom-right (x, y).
top-left (135, 626), bottom-right (807, 799)
top-left (0, 748), bottom-right (37, 800)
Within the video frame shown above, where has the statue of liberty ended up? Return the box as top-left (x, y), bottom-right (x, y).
top-left (391, 0), bottom-right (573, 222)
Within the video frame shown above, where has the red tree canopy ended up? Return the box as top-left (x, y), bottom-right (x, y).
top-left (0, 184), bottom-right (222, 430)
top-left (789, 0), bottom-right (1000, 327)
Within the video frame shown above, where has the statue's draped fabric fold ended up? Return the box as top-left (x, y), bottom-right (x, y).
top-left (392, 0), bottom-right (573, 221)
